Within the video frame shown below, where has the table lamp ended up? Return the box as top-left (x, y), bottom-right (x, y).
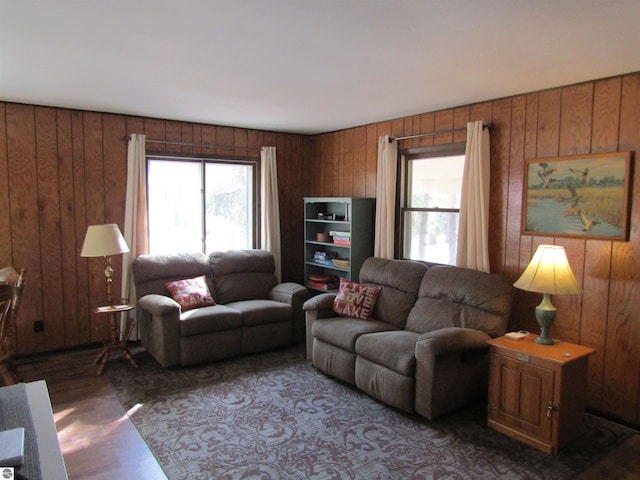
top-left (513, 245), bottom-right (582, 345)
top-left (81, 224), bottom-right (129, 305)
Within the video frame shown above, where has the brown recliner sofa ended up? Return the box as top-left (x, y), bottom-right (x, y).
top-left (303, 257), bottom-right (514, 420)
top-left (133, 249), bottom-right (309, 368)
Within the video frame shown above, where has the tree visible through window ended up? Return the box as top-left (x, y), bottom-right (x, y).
top-left (147, 157), bottom-right (256, 254)
top-left (400, 145), bottom-right (465, 265)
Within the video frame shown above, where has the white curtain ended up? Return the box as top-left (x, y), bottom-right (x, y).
top-left (260, 146), bottom-right (282, 281)
top-left (456, 121), bottom-right (490, 272)
top-left (374, 135), bottom-right (398, 259)
top-left (121, 134), bottom-right (148, 338)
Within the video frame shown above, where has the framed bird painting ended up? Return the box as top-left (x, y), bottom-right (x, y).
top-left (521, 151), bottom-right (632, 241)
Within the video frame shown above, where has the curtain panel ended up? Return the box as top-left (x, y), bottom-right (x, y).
top-left (374, 135), bottom-right (398, 259)
top-left (456, 121), bottom-right (490, 273)
top-left (260, 146), bottom-right (282, 282)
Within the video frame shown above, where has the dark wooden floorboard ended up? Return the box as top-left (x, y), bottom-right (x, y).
top-left (18, 345), bottom-right (168, 480)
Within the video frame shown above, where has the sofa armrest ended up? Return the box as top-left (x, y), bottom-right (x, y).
top-left (416, 327), bottom-right (491, 356)
top-left (302, 293), bottom-right (337, 360)
top-left (414, 327), bottom-right (492, 420)
top-left (270, 282), bottom-right (310, 344)
top-left (269, 282), bottom-right (309, 304)
top-left (137, 294), bottom-right (182, 368)
top-left (138, 294), bottom-right (181, 316)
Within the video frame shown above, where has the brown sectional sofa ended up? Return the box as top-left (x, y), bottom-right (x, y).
top-left (133, 249), bottom-right (309, 368)
top-left (303, 257), bottom-right (514, 420)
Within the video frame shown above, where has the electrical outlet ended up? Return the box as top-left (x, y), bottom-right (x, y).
top-left (34, 320), bottom-right (44, 333)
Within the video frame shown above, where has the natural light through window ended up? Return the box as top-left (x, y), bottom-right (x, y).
top-left (147, 158), bottom-right (254, 255)
top-left (402, 154), bottom-right (465, 265)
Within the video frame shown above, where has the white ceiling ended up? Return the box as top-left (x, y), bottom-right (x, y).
top-left (1, 1), bottom-right (639, 135)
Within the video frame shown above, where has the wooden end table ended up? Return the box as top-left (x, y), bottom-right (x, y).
top-left (91, 304), bottom-right (138, 375)
top-left (487, 333), bottom-right (595, 454)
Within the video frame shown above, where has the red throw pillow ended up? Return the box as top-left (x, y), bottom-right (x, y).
top-left (333, 278), bottom-right (382, 320)
top-left (165, 275), bottom-right (216, 311)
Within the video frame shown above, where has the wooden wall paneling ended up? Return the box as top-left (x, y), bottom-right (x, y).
top-left (333, 131), bottom-right (342, 196)
top-left (125, 116), bottom-right (144, 136)
top-left (71, 111), bottom-right (92, 345)
top-left (504, 95), bottom-right (527, 282)
top-left (489, 98), bottom-right (512, 276)
top-left (82, 112), bottom-right (109, 343)
top-left (581, 239), bottom-right (611, 409)
top-left (453, 107), bottom-right (469, 144)
top-left (192, 123), bottom-right (202, 155)
top-left (0, 103), bottom-right (11, 267)
top-left (536, 88), bottom-right (561, 158)
top-left (409, 114), bottom-right (421, 149)
top-left (247, 129), bottom-right (264, 155)
top-left (559, 83), bottom-right (594, 156)
top-left (343, 128), bottom-right (355, 197)
top-left (524, 93), bottom-right (539, 159)
top-left (433, 110), bottom-right (453, 145)
top-left (56, 109), bottom-right (80, 347)
top-left (35, 106), bottom-right (64, 351)
top-left (591, 77), bottom-right (622, 154)
top-left (216, 126), bottom-right (234, 158)
top-left (200, 123), bottom-right (217, 156)
top-left (603, 72), bottom-right (640, 424)
top-left (290, 135), bottom-right (305, 283)
top-left (353, 126), bottom-right (367, 198)
top-left (552, 237), bottom-right (584, 343)
top-left (365, 124), bottom-right (378, 198)
top-left (102, 114), bottom-right (127, 310)
top-left (144, 118), bottom-right (166, 153)
top-left (165, 120), bottom-right (182, 154)
top-left (418, 113), bottom-right (435, 148)
top-left (6, 104), bottom-right (42, 355)
top-left (181, 123), bottom-right (194, 154)
top-left (233, 127), bottom-right (248, 157)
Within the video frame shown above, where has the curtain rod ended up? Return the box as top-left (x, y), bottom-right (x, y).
top-left (123, 135), bottom-right (263, 151)
top-left (390, 123), bottom-right (492, 142)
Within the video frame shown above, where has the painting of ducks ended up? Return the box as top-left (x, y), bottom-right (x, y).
top-left (522, 152), bottom-right (631, 240)
top-left (569, 167), bottom-right (589, 184)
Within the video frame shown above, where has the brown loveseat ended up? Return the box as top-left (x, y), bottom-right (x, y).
top-left (303, 257), bottom-right (514, 420)
top-left (133, 249), bottom-right (309, 368)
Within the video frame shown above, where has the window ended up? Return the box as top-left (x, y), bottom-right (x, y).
top-left (147, 156), bottom-right (257, 255)
top-left (399, 144), bottom-right (465, 265)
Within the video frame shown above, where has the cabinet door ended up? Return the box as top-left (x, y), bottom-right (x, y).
top-left (488, 353), bottom-right (555, 442)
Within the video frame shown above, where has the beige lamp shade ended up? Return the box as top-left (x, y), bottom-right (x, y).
top-left (81, 224), bottom-right (129, 257)
top-left (513, 245), bottom-right (581, 295)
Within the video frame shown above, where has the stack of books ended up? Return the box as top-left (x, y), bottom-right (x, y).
top-left (332, 258), bottom-right (350, 269)
top-left (329, 230), bottom-right (351, 246)
top-left (307, 273), bottom-right (339, 291)
top-left (313, 251), bottom-right (337, 265)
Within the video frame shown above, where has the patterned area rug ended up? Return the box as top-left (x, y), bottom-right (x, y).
top-left (107, 345), bottom-right (635, 480)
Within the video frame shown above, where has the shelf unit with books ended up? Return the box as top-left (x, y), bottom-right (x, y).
top-left (304, 197), bottom-right (374, 293)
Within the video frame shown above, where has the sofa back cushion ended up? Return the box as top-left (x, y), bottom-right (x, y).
top-left (132, 252), bottom-right (212, 300)
top-left (405, 265), bottom-right (514, 337)
top-left (209, 249), bottom-right (278, 304)
top-left (359, 257), bottom-right (428, 329)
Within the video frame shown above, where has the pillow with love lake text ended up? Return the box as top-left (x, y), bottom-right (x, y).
top-left (332, 277), bottom-right (382, 320)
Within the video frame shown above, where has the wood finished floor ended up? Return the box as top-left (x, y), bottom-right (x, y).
top-left (18, 345), bottom-right (167, 480)
top-left (14, 343), bottom-right (640, 480)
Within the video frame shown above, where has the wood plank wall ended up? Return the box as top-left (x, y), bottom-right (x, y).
top-left (0, 104), bottom-right (305, 357)
top-left (305, 72), bottom-right (640, 426)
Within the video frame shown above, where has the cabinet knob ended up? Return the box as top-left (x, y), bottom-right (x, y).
top-left (546, 401), bottom-right (556, 418)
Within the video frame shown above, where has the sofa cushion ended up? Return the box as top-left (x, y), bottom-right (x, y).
top-left (333, 278), bottom-right (382, 320)
top-left (226, 299), bottom-right (292, 327)
top-left (355, 330), bottom-right (420, 376)
top-left (179, 304), bottom-right (242, 337)
top-left (209, 250), bottom-right (278, 304)
top-left (165, 275), bottom-right (216, 311)
top-left (312, 317), bottom-right (397, 352)
top-left (405, 265), bottom-right (514, 337)
top-left (133, 252), bottom-right (213, 299)
top-left (359, 257), bottom-right (428, 329)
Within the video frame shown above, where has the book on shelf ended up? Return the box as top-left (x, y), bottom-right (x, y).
top-left (332, 259), bottom-right (350, 268)
top-left (307, 280), bottom-right (339, 290)
top-left (332, 238), bottom-right (351, 246)
top-left (329, 230), bottom-right (351, 238)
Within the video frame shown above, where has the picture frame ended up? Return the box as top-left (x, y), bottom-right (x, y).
top-left (522, 152), bottom-right (632, 241)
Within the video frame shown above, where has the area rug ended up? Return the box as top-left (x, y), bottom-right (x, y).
top-left (106, 345), bottom-right (635, 480)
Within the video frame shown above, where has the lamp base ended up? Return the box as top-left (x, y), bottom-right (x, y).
top-left (535, 294), bottom-right (556, 345)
